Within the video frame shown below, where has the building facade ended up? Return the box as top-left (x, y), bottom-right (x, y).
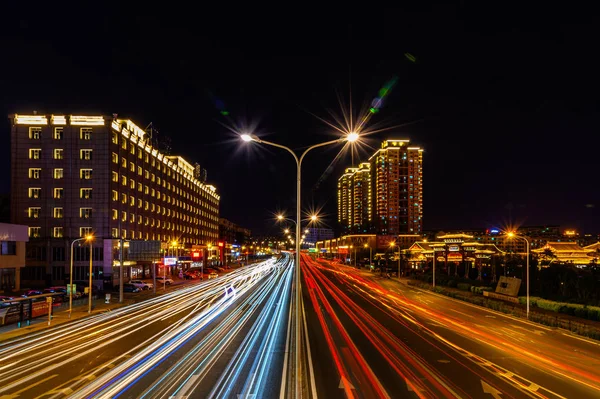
top-left (10, 114), bottom-right (219, 288)
top-left (0, 223), bottom-right (28, 293)
top-left (303, 227), bottom-right (335, 248)
top-left (337, 139), bottom-right (423, 236)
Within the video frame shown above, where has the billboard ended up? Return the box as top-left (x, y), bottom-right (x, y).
top-left (495, 276), bottom-right (521, 297)
top-left (164, 257), bottom-right (177, 266)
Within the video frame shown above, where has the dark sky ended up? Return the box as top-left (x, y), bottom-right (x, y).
top-left (1, 4), bottom-right (599, 235)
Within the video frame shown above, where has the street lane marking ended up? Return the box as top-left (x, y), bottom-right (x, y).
top-left (338, 376), bottom-right (355, 390)
top-left (481, 380), bottom-right (502, 399)
top-left (449, 308), bottom-right (475, 318)
top-left (170, 373), bottom-right (201, 399)
top-left (437, 359), bottom-right (451, 364)
top-left (1, 374), bottom-right (58, 399)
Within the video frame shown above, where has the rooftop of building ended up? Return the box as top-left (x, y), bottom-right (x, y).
top-left (10, 114), bottom-right (219, 200)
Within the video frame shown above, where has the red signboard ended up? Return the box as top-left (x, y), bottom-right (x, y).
top-left (31, 301), bottom-right (50, 318)
top-left (218, 242), bottom-right (224, 247)
top-left (192, 252), bottom-right (200, 258)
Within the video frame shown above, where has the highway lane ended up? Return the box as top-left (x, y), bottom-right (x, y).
top-left (0, 255), bottom-right (295, 399)
top-left (378, 277), bottom-right (600, 399)
top-left (302, 255), bottom-right (600, 398)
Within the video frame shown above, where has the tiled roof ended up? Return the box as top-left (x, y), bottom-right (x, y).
top-left (544, 242), bottom-right (585, 252)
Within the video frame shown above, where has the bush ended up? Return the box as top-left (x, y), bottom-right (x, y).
top-left (447, 280), bottom-right (457, 288)
top-left (457, 283), bottom-right (471, 291)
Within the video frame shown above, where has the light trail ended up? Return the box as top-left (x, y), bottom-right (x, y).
top-left (0, 256), bottom-right (294, 399)
top-left (306, 255), bottom-right (600, 398)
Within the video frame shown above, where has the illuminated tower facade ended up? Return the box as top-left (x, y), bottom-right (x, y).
top-left (337, 167), bottom-right (356, 232)
top-left (369, 140), bottom-right (423, 235)
top-left (351, 162), bottom-right (372, 233)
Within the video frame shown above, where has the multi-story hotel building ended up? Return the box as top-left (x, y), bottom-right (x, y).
top-left (337, 139), bottom-right (423, 236)
top-left (9, 114), bottom-right (220, 288)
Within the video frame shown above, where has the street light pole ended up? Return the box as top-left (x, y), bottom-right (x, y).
top-left (242, 132), bottom-right (357, 398)
top-left (433, 248), bottom-right (436, 288)
top-left (69, 236), bottom-right (89, 318)
top-left (508, 232), bottom-right (530, 319)
top-left (88, 237), bottom-right (94, 314)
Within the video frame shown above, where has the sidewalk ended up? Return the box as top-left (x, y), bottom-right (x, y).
top-left (0, 276), bottom-right (196, 342)
top-left (0, 296), bottom-right (138, 342)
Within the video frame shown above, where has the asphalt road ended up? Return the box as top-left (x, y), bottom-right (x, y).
top-left (302, 254), bottom-right (600, 398)
top-left (0, 256), bottom-right (294, 399)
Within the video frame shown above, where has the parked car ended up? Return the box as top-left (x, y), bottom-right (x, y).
top-left (155, 276), bottom-right (174, 285)
top-left (0, 296), bottom-right (18, 307)
top-left (21, 290), bottom-right (43, 298)
top-left (129, 280), bottom-right (153, 290)
top-left (208, 272), bottom-right (218, 280)
top-left (123, 283), bottom-right (140, 293)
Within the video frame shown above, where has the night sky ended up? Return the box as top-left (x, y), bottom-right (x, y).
top-left (1, 5), bottom-right (599, 235)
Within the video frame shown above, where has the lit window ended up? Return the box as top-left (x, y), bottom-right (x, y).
top-left (144, 185), bottom-right (149, 194)
top-left (130, 213), bottom-right (135, 223)
top-left (80, 188), bottom-right (92, 199)
top-left (111, 228), bottom-right (119, 238)
top-left (138, 148), bottom-right (143, 159)
top-left (137, 166), bottom-right (142, 176)
top-left (130, 145), bottom-right (135, 155)
top-left (130, 179), bottom-right (135, 189)
top-left (53, 227), bottom-right (63, 238)
top-left (112, 153), bottom-right (118, 163)
top-left (137, 199), bottom-right (142, 208)
top-left (122, 140), bottom-right (127, 150)
top-left (112, 190), bottom-right (118, 201)
top-left (80, 208), bottom-right (92, 219)
top-left (121, 193), bottom-right (127, 204)
top-left (121, 175), bottom-right (127, 186)
top-left (130, 196), bottom-right (135, 206)
top-left (80, 227), bottom-right (92, 237)
top-left (54, 188), bottom-right (64, 199)
top-left (121, 229), bottom-right (127, 239)
top-left (80, 128), bottom-right (92, 140)
top-left (54, 128), bottom-right (63, 140)
top-left (29, 127), bottom-right (41, 139)
top-left (28, 187), bottom-right (41, 198)
top-left (112, 172), bottom-right (119, 182)
top-left (121, 158), bottom-right (127, 168)
top-left (80, 169), bottom-right (92, 179)
top-left (54, 169), bottom-right (64, 179)
top-left (53, 208), bottom-right (63, 218)
top-left (29, 149), bottom-right (41, 159)
top-left (130, 162), bottom-right (135, 172)
top-left (112, 209), bottom-right (118, 220)
top-left (144, 170), bottom-right (149, 179)
top-left (28, 227), bottom-right (41, 238)
top-left (28, 207), bottom-right (41, 218)
top-left (121, 211), bottom-right (127, 221)
top-left (80, 149), bottom-right (93, 160)
top-left (29, 168), bottom-right (41, 179)
top-left (53, 149), bottom-right (64, 160)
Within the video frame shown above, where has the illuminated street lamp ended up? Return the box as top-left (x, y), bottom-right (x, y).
top-left (87, 236), bottom-right (94, 313)
top-left (69, 235), bottom-right (93, 318)
top-left (242, 131), bottom-right (358, 396)
top-left (389, 241), bottom-right (395, 277)
top-left (507, 231), bottom-right (530, 319)
top-left (364, 243), bottom-right (372, 268)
